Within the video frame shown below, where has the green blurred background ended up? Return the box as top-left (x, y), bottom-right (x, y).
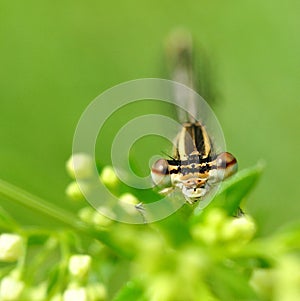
top-left (0, 0), bottom-right (299, 233)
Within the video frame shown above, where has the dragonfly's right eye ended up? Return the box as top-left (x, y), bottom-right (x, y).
top-left (151, 159), bottom-right (170, 186)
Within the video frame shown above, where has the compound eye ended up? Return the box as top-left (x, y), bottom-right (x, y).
top-left (216, 152), bottom-right (238, 179)
top-left (151, 159), bottom-right (170, 186)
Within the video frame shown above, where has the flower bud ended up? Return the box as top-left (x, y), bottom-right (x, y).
top-left (204, 208), bottom-right (227, 229)
top-left (191, 225), bottom-right (218, 245)
top-left (178, 247), bottom-right (208, 280)
top-left (191, 209), bottom-right (227, 245)
top-left (66, 153), bottom-right (94, 179)
top-left (0, 233), bottom-right (24, 262)
top-left (87, 283), bottom-right (107, 301)
top-left (92, 209), bottom-right (114, 227)
top-left (65, 181), bottom-right (86, 201)
top-left (0, 276), bottom-right (25, 301)
top-left (99, 166), bottom-right (119, 187)
top-left (78, 207), bottom-right (94, 224)
top-left (147, 273), bottom-right (176, 301)
top-left (221, 215), bottom-right (256, 243)
top-left (24, 282), bottom-right (47, 301)
top-left (119, 193), bottom-right (139, 205)
top-left (63, 287), bottom-right (88, 301)
top-left (119, 193), bottom-right (140, 215)
top-left (66, 181), bottom-right (91, 201)
top-left (68, 254), bottom-right (92, 278)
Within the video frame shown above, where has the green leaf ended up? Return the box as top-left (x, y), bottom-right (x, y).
top-left (46, 262), bottom-right (68, 297)
top-left (47, 265), bottom-right (61, 295)
top-left (209, 162), bottom-right (264, 213)
top-left (208, 265), bottom-right (260, 301)
top-left (0, 205), bottom-right (19, 231)
top-left (112, 280), bottom-right (147, 301)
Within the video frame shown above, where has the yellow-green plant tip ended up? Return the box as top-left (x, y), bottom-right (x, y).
top-left (204, 208), bottom-right (227, 229)
top-left (68, 254), bottom-right (92, 278)
top-left (65, 181), bottom-right (86, 201)
top-left (92, 212), bottom-right (113, 227)
top-left (119, 193), bottom-right (140, 215)
top-left (63, 287), bottom-right (88, 301)
top-left (119, 193), bottom-right (139, 205)
top-left (0, 233), bottom-right (24, 262)
top-left (87, 283), bottom-right (107, 301)
top-left (178, 247), bottom-right (208, 279)
top-left (78, 207), bottom-right (94, 224)
top-left (66, 153), bottom-right (94, 180)
top-left (25, 282), bottom-right (47, 301)
top-left (92, 206), bottom-right (115, 227)
top-left (221, 215), bottom-right (256, 243)
top-left (146, 273), bottom-right (176, 301)
top-left (0, 276), bottom-right (25, 301)
top-left (191, 225), bottom-right (218, 245)
top-left (99, 166), bottom-right (119, 187)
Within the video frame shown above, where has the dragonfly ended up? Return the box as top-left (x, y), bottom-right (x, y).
top-left (150, 30), bottom-right (238, 205)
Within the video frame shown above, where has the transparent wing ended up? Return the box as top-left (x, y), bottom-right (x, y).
top-left (139, 187), bottom-right (186, 223)
top-left (165, 29), bottom-right (197, 123)
top-left (165, 29), bottom-right (218, 124)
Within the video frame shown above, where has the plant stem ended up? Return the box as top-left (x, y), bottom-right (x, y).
top-left (0, 179), bottom-right (131, 259)
top-left (0, 179), bottom-right (80, 228)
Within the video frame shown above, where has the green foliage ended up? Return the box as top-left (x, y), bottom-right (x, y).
top-left (0, 162), bottom-right (300, 300)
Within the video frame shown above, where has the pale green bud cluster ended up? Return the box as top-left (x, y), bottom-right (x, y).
top-left (78, 206), bottom-right (114, 227)
top-left (191, 208), bottom-right (256, 247)
top-left (119, 193), bottom-right (140, 215)
top-left (62, 283), bottom-right (107, 301)
top-left (0, 233), bottom-right (24, 262)
top-left (63, 286), bottom-right (88, 301)
top-left (250, 255), bottom-right (300, 301)
top-left (86, 283), bottom-right (107, 301)
top-left (24, 282), bottom-right (47, 301)
top-left (99, 166), bottom-right (119, 187)
top-left (0, 275), bottom-right (25, 301)
top-left (65, 157), bottom-right (142, 223)
top-left (131, 227), bottom-right (214, 301)
top-left (66, 158), bottom-right (141, 220)
top-left (65, 181), bottom-right (86, 201)
top-left (68, 254), bottom-right (92, 279)
top-left (128, 208), bottom-right (259, 301)
top-left (63, 254), bottom-right (107, 301)
top-left (65, 153), bottom-right (97, 201)
top-left (222, 214), bottom-right (256, 244)
top-left (66, 153), bottom-right (94, 180)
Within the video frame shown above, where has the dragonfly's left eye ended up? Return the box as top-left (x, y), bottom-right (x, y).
top-left (151, 159), bottom-right (170, 186)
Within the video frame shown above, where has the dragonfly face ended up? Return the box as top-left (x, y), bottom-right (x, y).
top-left (151, 122), bottom-right (237, 204)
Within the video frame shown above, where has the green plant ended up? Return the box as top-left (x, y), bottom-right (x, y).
top-left (0, 159), bottom-right (300, 301)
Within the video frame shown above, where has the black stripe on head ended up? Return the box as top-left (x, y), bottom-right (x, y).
top-left (180, 164), bottom-right (212, 175)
